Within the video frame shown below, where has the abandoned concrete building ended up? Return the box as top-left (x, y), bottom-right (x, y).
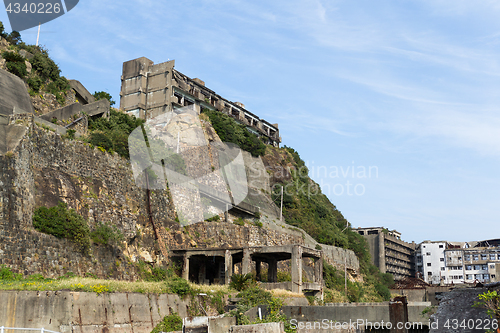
top-left (356, 227), bottom-right (416, 280)
top-left (414, 240), bottom-right (500, 285)
top-left (119, 57), bottom-right (281, 146)
top-left (170, 245), bottom-right (323, 295)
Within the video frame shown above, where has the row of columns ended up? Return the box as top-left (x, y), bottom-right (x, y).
top-left (181, 246), bottom-right (323, 294)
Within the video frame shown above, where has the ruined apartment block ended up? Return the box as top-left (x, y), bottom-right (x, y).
top-left (444, 247), bottom-right (500, 284)
top-left (416, 240), bottom-right (500, 285)
top-left (356, 227), bottom-right (416, 280)
top-left (119, 57), bottom-right (281, 146)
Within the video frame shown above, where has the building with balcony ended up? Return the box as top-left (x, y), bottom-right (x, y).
top-left (444, 246), bottom-right (500, 285)
top-left (356, 227), bottom-right (417, 280)
top-left (119, 57), bottom-right (281, 146)
top-left (415, 240), bottom-right (500, 285)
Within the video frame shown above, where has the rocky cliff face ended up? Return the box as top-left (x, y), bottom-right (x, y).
top-left (0, 113), bottom-right (359, 279)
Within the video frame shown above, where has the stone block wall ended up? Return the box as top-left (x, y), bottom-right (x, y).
top-left (0, 114), bottom-right (359, 279)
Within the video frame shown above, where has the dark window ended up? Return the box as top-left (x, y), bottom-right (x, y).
top-left (427, 263), bottom-right (431, 267)
top-left (439, 245), bottom-right (444, 248)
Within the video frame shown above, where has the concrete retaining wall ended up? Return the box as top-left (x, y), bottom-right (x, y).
top-left (0, 68), bottom-right (34, 116)
top-left (0, 290), bottom-right (189, 333)
top-left (231, 322), bottom-right (284, 333)
top-left (183, 316), bottom-right (236, 333)
top-left (283, 302), bottom-right (431, 325)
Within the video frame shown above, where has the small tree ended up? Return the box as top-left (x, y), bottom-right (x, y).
top-left (93, 91), bottom-right (115, 106)
top-left (0, 21), bottom-right (6, 38)
top-left (6, 31), bottom-right (22, 45)
top-left (474, 290), bottom-right (500, 329)
top-left (1, 51), bottom-right (27, 78)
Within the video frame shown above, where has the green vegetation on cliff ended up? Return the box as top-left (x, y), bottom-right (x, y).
top-left (202, 108), bottom-right (266, 157)
top-left (33, 202), bottom-right (91, 253)
top-left (87, 109), bottom-right (144, 158)
top-left (33, 202), bottom-right (124, 253)
top-left (0, 24), bottom-right (70, 105)
top-left (267, 146), bottom-right (394, 300)
top-left (203, 112), bottom-right (394, 300)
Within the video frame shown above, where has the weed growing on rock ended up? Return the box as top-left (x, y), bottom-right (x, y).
top-left (151, 312), bottom-right (183, 333)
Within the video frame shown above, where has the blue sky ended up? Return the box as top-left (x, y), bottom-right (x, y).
top-left (2, 0), bottom-right (500, 243)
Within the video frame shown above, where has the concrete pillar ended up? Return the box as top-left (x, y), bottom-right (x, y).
top-left (314, 256), bottom-right (323, 283)
top-left (182, 255), bottom-right (190, 281)
top-left (389, 296), bottom-right (408, 333)
top-left (242, 248), bottom-right (251, 275)
top-left (268, 259), bottom-right (278, 283)
top-left (199, 261), bottom-right (206, 284)
top-left (225, 250), bottom-right (233, 285)
top-left (255, 261), bottom-right (262, 281)
top-left (379, 234), bottom-right (386, 273)
top-left (291, 246), bottom-right (303, 293)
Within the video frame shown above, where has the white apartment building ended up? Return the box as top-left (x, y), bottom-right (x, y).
top-left (416, 241), bottom-right (500, 285)
top-left (416, 241), bottom-right (448, 285)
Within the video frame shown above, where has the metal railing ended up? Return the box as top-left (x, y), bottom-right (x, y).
top-left (0, 328), bottom-right (60, 333)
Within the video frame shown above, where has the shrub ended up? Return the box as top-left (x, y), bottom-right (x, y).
top-left (374, 283), bottom-right (391, 301)
top-left (0, 21), bottom-right (5, 38)
top-left (166, 277), bottom-right (192, 297)
top-left (277, 271), bottom-right (291, 282)
top-left (151, 313), bottom-right (183, 333)
top-left (473, 290), bottom-right (500, 320)
top-left (87, 110), bottom-right (145, 159)
top-left (230, 273), bottom-right (254, 291)
top-left (65, 129), bottom-right (76, 140)
top-left (233, 217), bottom-right (246, 226)
top-left (93, 91), bottom-right (115, 106)
top-left (90, 221), bottom-right (124, 247)
top-left (0, 265), bottom-right (22, 280)
top-left (5, 31), bottom-right (21, 45)
top-left (236, 286), bottom-right (272, 307)
top-left (202, 109), bottom-right (266, 157)
top-left (204, 214), bottom-right (221, 222)
top-left (89, 131), bottom-right (113, 151)
top-left (29, 49), bottom-right (61, 82)
top-left (2, 51), bottom-right (27, 78)
top-left (32, 202), bottom-right (91, 253)
top-left (27, 76), bottom-right (43, 92)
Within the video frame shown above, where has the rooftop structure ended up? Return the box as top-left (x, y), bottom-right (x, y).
top-left (120, 57), bottom-right (281, 146)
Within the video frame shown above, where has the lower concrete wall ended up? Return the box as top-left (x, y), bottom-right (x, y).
top-left (283, 302), bottom-right (431, 325)
top-left (0, 291), bottom-right (189, 333)
top-left (184, 316), bottom-right (236, 333)
top-left (390, 287), bottom-right (451, 306)
top-left (231, 322), bottom-right (284, 333)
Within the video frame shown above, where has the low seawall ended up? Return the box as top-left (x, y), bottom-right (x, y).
top-left (0, 290), bottom-right (189, 333)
